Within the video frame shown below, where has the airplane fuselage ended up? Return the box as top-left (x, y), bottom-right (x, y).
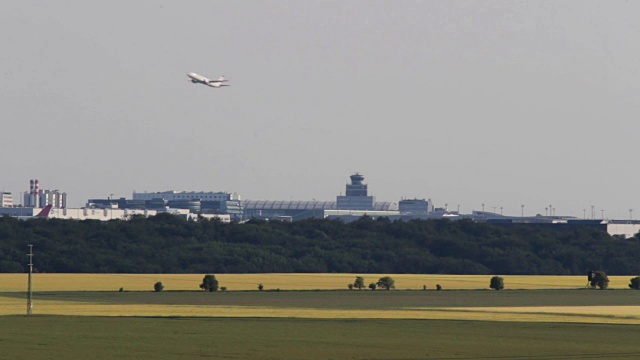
top-left (187, 72), bottom-right (229, 88)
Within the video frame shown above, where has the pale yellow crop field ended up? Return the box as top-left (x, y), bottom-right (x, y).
top-left (1, 295), bottom-right (639, 325)
top-left (0, 273), bottom-right (635, 292)
top-left (2, 274), bottom-right (640, 324)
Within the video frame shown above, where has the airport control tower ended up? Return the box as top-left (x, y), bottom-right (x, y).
top-left (336, 173), bottom-right (375, 210)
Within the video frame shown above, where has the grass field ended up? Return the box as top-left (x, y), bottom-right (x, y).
top-left (0, 273), bottom-right (635, 291)
top-left (2, 274), bottom-right (639, 359)
top-left (2, 316), bottom-right (640, 359)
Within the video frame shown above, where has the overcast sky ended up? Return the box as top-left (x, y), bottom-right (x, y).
top-left (2, 1), bottom-right (640, 219)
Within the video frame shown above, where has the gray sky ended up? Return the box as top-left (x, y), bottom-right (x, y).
top-left (2, 1), bottom-right (640, 219)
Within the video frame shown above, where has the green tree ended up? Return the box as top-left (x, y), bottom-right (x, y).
top-left (590, 271), bottom-right (609, 289)
top-left (629, 276), bottom-right (640, 290)
top-left (200, 274), bottom-right (219, 292)
top-left (490, 276), bottom-right (504, 290)
top-left (368, 282), bottom-right (376, 290)
top-left (153, 281), bottom-right (164, 292)
top-left (376, 276), bottom-right (395, 290)
top-left (354, 276), bottom-right (365, 290)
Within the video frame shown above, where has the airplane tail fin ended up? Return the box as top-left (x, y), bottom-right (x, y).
top-left (35, 205), bottom-right (53, 218)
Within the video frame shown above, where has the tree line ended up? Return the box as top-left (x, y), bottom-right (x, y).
top-left (0, 213), bottom-right (639, 275)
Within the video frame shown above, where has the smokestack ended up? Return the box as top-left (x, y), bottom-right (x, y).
top-left (35, 179), bottom-right (40, 207)
top-left (28, 179), bottom-right (35, 207)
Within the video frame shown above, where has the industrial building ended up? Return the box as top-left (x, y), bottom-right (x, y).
top-left (86, 190), bottom-right (243, 221)
top-left (132, 190), bottom-right (240, 202)
top-left (1, 192), bottom-right (13, 207)
top-left (0, 205), bottom-right (230, 222)
top-left (21, 179), bottom-right (67, 208)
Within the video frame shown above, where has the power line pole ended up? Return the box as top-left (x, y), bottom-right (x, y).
top-left (27, 244), bottom-right (33, 316)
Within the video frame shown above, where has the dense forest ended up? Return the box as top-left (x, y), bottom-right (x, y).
top-left (0, 214), bottom-right (639, 275)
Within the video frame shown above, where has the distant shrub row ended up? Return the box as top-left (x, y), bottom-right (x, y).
top-left (144, 273), bottom-right (640, 292)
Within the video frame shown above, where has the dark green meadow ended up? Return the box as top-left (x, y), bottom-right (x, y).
top-left (4, 288), bottom-right (640, 309)
top-left (2, 289), bottom-right (640, 359)
top-left (2, 316), bottom-right (640, 359)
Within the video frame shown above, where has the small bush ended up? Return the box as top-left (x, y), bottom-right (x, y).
top-left (423, 285), bottom-right (427, 290)
top-left (368, 283), bottom-right (376, 291)
top-left (436, 284), bottom-right (442, 291)
top-left (590, 271), bottom-right (609, 290)
top-left (118, 287), bottom-right (124, 292)
top-left (348, 284), bottom-right (354, 290)
top-left (490, 276), bottom-right (504, 290)
top-left (629, 276), bottom-right (640, 290)
top-left (258, 283), bottom-right (264, 291)
top-left (153, 281), bottom-right (164, 292)
top-left (220, 286), bottom-right (227, 291)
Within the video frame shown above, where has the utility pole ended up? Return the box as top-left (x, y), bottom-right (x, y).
top-left (27, 244), bottom-right (33, 316)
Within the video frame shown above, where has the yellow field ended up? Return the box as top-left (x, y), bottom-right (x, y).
top-left (0, 273), bottom-right (634, 292)
top-left (1, 295), bottom-right (639, 324)
top-left (2, 274), bottom-right (638, 324)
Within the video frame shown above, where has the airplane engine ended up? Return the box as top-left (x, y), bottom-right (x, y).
top-left (191, 79), bottom-right (197, 83)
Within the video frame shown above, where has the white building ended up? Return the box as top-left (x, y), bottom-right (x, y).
top-left (22, 179), bottom-right (67, 208)
top-left (40, 190), bottom-right (67, 209)
top-left (133, 191), bottom-right (240, 202)
top-left (1, 192), bottom-right (13, 207)
top-left (399, 198), bottom-right (434, 214)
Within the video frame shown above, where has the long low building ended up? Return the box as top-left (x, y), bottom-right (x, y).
top-left (477, 212), bottom-right (640, 239)
top-left (0, 207), bottom-right (231, 222)
top-left (242, 200), bottom-right (397, 221)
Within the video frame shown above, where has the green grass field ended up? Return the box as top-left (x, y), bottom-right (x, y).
top-left (2, 316), bottom-right (640, 359)
top-left (2, 274), bottom-right (640, 358)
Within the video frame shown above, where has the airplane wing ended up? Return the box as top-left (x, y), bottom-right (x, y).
top-left (211, 76), bottom-right (227, 83)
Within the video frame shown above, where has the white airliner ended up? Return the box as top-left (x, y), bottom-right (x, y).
top-left (187, 72), bottom-right (230, 88)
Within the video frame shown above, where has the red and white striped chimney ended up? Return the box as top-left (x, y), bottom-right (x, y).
top-left (35, 179), bottom-right (40, 207)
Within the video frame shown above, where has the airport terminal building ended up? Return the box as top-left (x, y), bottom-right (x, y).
top-left (243, 174), bottom-right (400, 221)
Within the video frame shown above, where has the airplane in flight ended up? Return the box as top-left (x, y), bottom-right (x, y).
top-left (14, 205), bottom-right (53, 220)
top-left (187, 72), bottom-right (230, 88)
